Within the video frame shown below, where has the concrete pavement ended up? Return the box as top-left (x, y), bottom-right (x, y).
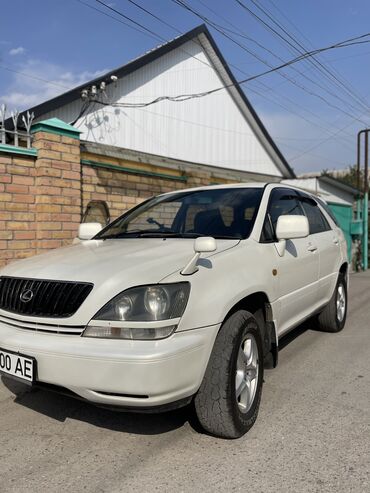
top-left (0, 272), bottom-right (369, 492)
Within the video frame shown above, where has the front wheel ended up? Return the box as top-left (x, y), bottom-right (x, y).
top-left (317, 273), bottom-right (347, 333)
top-left (194, 310), bottom-right (264, 439)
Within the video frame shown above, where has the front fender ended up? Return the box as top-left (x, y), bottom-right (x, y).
top-left (163, 241), bottom-right (278, 331)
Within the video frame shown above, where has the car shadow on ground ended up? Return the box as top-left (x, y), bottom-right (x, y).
top-left (1, 376), bottom-right (197, 436)
top-left (1, 321), bottom-right (314, 436)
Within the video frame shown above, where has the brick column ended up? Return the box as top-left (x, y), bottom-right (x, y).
top-left (0, 150), bottom-right (37, 267)
top-left (31, 118), bottom-right (82, 252)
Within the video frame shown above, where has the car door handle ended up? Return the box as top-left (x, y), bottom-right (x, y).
top-left (333, 238), bottom-right (339, 245)
top-left (307, 244), bottom-right (318, 252)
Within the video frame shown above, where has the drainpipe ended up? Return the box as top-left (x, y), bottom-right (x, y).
top-left (357, 129), bottom-right (369, 270)
top-left (364, 131), bottom-right (369, 270)
top-left (356, 131), bottom-right (362, 221)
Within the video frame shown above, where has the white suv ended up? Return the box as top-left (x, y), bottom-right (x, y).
top-left (0, 183), bottom-right (348, 438)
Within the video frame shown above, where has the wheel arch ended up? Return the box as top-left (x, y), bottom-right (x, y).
top-left (223, 291), bottom-right (278, 368)
top-left (340, 262), bottom-right (348, 280)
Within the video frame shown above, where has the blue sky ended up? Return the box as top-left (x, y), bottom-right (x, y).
top-left (1, 0), bottom-right (370, 174)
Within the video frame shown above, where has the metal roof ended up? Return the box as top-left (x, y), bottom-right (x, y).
top-left (298, 173), bottom-right (360, 196)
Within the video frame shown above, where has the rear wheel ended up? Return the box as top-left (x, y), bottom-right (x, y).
top-left (194, 310), bottom-right (264, 439)
top-left (317, 273), bottom-right (347, 332)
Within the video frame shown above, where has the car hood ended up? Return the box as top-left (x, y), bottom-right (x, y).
top-left (0, 238), bottom-right (239, 323)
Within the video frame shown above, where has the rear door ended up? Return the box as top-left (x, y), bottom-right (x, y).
top-left (298, 193), bottom-right (340, 305)
top-left (260, 188), bottom-right (320, 335)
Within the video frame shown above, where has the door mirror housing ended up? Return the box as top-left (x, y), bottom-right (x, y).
top-left (194, 236), bottom-right (217, 253)
top-left (78, 222), bottom-right (102, 241)
top-left (276, 215), bottom-right (309, 241)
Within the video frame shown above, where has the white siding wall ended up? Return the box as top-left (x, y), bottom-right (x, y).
top-left (39, 40), bottom-right (281, 177)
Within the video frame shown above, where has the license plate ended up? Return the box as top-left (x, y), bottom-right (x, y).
top-left (0, 348), bottom-right (35, 384)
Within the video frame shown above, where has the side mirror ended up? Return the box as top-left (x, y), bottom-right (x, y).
top-left (78, 222), bottom-right (102, 241)
top-left (276, 215), bottom-right (309, 240)
top-left (275, 215), bottom-right (309, 257)
top-left (181, 236), bottom-right (217, 275)
top-left (194, 236), bottom-right (217, 253)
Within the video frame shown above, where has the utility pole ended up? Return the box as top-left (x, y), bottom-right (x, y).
top-left (357, 129), bottom-right (369, 270)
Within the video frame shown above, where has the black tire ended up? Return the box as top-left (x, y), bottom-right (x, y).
top-left (317, 273), bottom-right (347, 333)
top-left (194, 310), bottom-right (264, 439)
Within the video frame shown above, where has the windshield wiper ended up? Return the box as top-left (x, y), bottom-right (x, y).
top-left (139, 232), bottom-right (200, 238)
top-left (213, 235), bottom-right (242, 240)
top-left (99, 230), bottom-right (147, 239)
top-left (139, 232), bottom-right (242, 239)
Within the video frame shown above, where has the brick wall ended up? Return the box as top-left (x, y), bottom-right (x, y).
top-left (81, 154), bottom-right (236, 223)
top-left (82, 165), bottom-right (184, 221)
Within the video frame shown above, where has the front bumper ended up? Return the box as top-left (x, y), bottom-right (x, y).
top-left (0, 321), bottom-right (219, 408)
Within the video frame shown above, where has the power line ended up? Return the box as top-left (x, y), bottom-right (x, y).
top-left (289, 115), bottom-right (365, 162)
top-left (90, 0), bottom-right (343, 139)
top-left (114, 0), bottom-right (369, 154)
top-left (74, 0), bottom-right (159, 41)
top-left (84, 102), bottom-right (350, 165)
top-left (87, 32), bottom-right (370, 112)
top-left (254, 0), bottom-right (370, 158)
top-left (247, 86), bottom-right (354, 153)
top-left (234, 0), bottom-right (368, 115)
top-left (76, 0), bottom-right (359, 145)
top-left (248, 0), bottom-right (369, 112)
top-left (73, 0), bottom-right (366, 166)
top-left (128, 0), bottom-right (339, 137)
top-left (245, 0), bottom-right (366, 111)
top-left (195, 0), bottom-right (356, 142)
top-left (123, 0), bottom-right (181, 33)
top-left (171, 0), bottom-right (369, 124)
top-left (88, 0), bottom-right (219, 71)
top-left (265, 0), bottom-right (368, 106)
top-left (0, 64), bottom-right (72, 90)
top-left (94, 0), bottom-right (167, 40)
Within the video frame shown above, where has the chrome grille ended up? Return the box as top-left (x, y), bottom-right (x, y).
top-left (0, 277), bottom-right (93, 318)
top-left (0, 313), bottom-right (84, 335)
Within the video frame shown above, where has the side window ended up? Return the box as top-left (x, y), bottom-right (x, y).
top-left (261, 189), bottom-right (304, 242)
top-left (300, 197), bottom-right (331, 234)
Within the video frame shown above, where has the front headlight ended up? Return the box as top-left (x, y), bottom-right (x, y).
top-left (82, 283), bottom-right (190, 340)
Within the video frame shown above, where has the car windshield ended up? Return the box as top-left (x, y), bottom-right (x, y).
top-left (96, 188), bottom-right (264, 240)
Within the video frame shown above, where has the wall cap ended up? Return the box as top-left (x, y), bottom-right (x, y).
top-left (31, 117), bottom-right (81, 139)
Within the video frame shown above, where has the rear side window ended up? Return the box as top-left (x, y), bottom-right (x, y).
top-left (315, 197), bottom-right (340, 227)
top-left (300, 197), bottom-right (331, 234)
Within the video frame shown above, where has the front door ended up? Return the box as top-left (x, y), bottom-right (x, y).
top-left (261, 188), bottom-right (320, 335)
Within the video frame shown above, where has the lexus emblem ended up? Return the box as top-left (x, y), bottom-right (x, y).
top-left (20, 289), bottom-right (34, 303)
